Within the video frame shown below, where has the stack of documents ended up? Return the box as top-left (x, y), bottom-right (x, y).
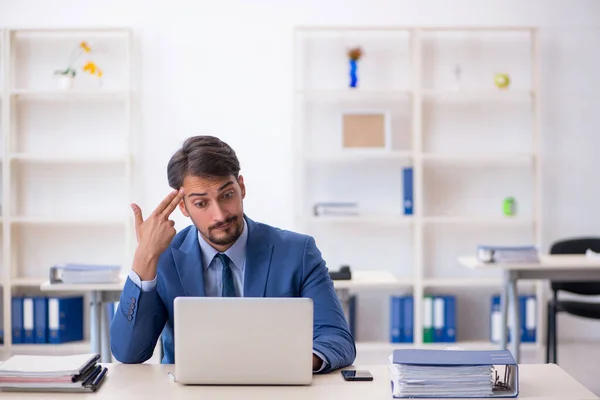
top-left (0, 353), bottom-right (107, 393)
top-left (313, 202), bottom-right (359, 216)
top-left (50, 263), bottom-right (121, 284)
top-left (389, 349), bottom-right (518, 398)
top-left (477, 245), bottom-right (539, 264)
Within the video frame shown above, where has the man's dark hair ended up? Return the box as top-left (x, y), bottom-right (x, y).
top-left (167, 135), bottom-right (241, 189)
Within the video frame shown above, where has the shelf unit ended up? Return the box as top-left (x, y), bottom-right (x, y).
top-left (0, 27), bottom-right (134, 353)
top-left (293, 26), bottom-right (542, 347)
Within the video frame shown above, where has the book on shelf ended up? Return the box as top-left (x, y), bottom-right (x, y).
top-left (390, 295), bottom-right (414, 343)
top-left (490, 294), bottom-right (536, 343)
top-left (390, 295), bottom-right (456, 344)
top-left (12, 295), bottom-right (84, 345)
top-left (477, 245), bottom-right (539, 264)
top-left (402, 166), bottom-right (413, 215)
top-left (0, 353), bottom-right (107, 393)
top-left (388, 349), bottom-right (518, 398)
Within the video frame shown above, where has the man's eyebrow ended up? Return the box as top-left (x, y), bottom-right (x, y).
top-left (186, 181), bottom-right (234, 198)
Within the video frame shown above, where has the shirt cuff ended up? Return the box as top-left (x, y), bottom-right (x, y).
top-left (128, 270), bottom-right (157, 292)
top-left (313, 350), bottom-right (329, 373)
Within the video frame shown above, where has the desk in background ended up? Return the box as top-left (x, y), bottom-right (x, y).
top-left (459, 254), bottom-right (600, 362)
top-left (0, 363), bottom-right (595, 399)
top-left (40, 281), bottom-right (123, 363)
top-left (40, 271), bottom-right (400, 363)
top-left (333, 271), bottom-right (400, 332)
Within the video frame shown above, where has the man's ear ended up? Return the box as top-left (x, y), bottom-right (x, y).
top-left (179, 198), bottom-right (190, 217)
top-left (238, 175), bottom-right (246, 199)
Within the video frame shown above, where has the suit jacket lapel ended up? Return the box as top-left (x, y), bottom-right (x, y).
top-left (243, 216), bottom-right (273, 297)
top-left (172, 227), bottom-right (206, 297)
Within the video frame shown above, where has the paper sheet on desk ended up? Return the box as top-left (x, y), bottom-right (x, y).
top-left (0, 354), bottom-right (99, 377)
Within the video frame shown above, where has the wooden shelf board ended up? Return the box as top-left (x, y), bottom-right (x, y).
top-left (11, 216), bottom-right (127, 226)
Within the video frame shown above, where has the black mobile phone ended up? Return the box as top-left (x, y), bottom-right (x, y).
top-left (341, 370), bottom-right (373, 381)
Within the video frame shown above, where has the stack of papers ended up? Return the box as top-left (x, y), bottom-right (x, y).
top-left (477, 245), bottom-right (539, 264)
top-left (389, 349), bottom-right (518, 398)
top-left (390, 364), bottom-right (494, 398)
top-left (49, 264), bottom-right (121, 284)
top-left (313, 202), bottom-right (359, 216)
top-left (0, 353), bottom-right (107, 393)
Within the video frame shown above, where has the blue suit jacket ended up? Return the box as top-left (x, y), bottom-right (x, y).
top-left (110, 215), bottom-right (356, 373)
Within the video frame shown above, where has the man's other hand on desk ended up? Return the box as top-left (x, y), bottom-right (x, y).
top-left (312, 354), bottom-right (324, 371)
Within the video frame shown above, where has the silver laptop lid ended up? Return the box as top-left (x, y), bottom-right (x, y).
top-left (174, 297), bottom-right (313, 385)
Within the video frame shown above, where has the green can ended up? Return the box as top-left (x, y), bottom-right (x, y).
top-left (503, 197), bottom-right (515, 216)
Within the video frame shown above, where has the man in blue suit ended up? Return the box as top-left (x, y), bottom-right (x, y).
top-left (110, 135), bottom-right (356, 373)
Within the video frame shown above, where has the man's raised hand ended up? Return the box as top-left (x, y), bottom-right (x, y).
top-left (131, 189), bottom-right (184, 281)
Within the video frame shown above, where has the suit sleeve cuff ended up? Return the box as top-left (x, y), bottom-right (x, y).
top-left (313, 350), bottom-right (329, 373)
top-left (128, 270), bottom-right (157, 292)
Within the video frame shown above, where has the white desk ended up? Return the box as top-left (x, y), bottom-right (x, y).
top-left (332, 271), bottom-right (400, 290)
top-left (459, 255), bottom-right (600, 362)
top-left (333, 271), bottom-right (401, 336)
top-left (40, 271), bottom-right (400, 363)
top-left (0, 363), bottom-right (595, 399)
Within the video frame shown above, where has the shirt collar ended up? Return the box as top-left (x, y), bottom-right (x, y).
top-left (197, 217), bottom-right (248, 272)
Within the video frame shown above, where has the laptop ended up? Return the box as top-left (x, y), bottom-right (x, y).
top-left (173, 296), bottom-right (314, 385)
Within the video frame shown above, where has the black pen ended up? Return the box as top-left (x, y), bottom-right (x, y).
top-left (82, 365), bottom-right (102, 387)
top-left (92, 367), bottom-right (108, 387)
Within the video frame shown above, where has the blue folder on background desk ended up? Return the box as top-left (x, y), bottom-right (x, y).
top-left (390, 349), bottom-right (518, 398)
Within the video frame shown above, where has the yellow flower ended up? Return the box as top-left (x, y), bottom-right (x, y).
top-left (80, 41), bottom-right (91, 53)
top-left (83, 61), bottom-right (96, 74)
top-left (83, 61), bottom-right (96, 73)
top-left (83, 61), bottom-right (102, 77)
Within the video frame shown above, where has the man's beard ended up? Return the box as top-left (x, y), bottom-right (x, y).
top-left (201, 215), bottom-right (244, 246)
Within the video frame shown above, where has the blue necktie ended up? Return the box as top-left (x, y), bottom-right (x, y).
top-left (216, 253), bottom-right (237, 297)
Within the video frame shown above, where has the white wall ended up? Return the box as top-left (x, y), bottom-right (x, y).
top-left (1, 0), bottom-right (600, 340)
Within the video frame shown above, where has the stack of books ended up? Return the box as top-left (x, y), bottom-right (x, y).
top-left (12, 295), bottom-right (84, 344)
top-left (477, 245), bottom-right (539, 264)
top-left (389, 349), bottom-right (518, 398)
top-left (390, 295), bottom-right (457, 344)
top-left (313, 202), bottom-right (358, 216)
top-left (49, 263), bottom-right (121, 284)
top-left (0, 353), bottom-right (107, 393)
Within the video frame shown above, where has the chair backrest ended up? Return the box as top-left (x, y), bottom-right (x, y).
top-left (550, 237), bottom-right (600, 295)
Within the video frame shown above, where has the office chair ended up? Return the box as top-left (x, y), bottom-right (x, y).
top-left (546, 237), bottom-right (600, 364)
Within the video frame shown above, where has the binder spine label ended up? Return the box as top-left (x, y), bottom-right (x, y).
top-left (48, 299), bottom-right (59, 329)
top-left (23, 298), bottom-right (34, 343)
top-left (433, 297), bottom-right (445, 342)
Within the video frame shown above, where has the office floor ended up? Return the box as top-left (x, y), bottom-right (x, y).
top-left (355, 340), bottom-right (600, 396)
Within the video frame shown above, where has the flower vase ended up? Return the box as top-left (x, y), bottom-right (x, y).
top-left (56, 75), bottom-right (74, 91)
top-left (349, 59), bottom-right (358, 88)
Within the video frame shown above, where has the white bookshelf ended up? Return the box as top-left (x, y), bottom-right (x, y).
top-left (293, 26), bottom-right (542, 347)
top-left (0, 27), bottom-right (134, 353)
top-left (310, 214), bottom-right (413, 226)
